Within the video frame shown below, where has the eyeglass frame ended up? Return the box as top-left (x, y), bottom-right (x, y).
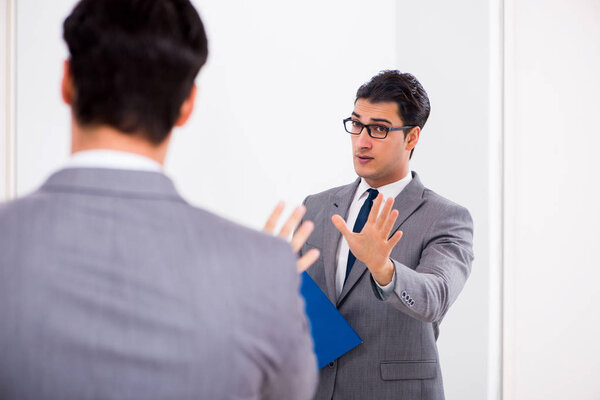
top-left (342, 117), bottom-right (416, 139)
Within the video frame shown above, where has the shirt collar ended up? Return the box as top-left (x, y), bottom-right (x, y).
top-left (354, 171), bottom-right (413, 202)
top-left (65, 150), bottom-right (163, 173)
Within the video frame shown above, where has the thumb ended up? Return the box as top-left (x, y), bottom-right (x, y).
top-left (388, 230), bottom-right (404, 249)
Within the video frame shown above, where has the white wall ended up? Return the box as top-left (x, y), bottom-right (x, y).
top-left (0, 0), bottom-right (6, 200)
top-left (168, 0), bottom-right (398, 228)
top-left (503, 0), bottom-right (600, 399)
top-left (14, 0), bottom-right (72, 196)
top-left (394, 1), bottom-right (502, 399)
top-left (11, 1), bottom-right (497, 399)
top-left (0, 0), bottom-right (16, 201)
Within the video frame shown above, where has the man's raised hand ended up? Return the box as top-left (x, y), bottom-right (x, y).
top-left (263, 202), bottom-right (320, 273)
top-left (331, 194), bottom-right (403, 286)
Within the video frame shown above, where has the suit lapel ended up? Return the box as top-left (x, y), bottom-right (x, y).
top-left (321, 179), bottom-right (361, 304)
top-left (336, 172), bottom-right (426, 306)
top-left (337, 258), bottom-right (368, 306)
top-left (387, 172), bottom-right (427, 241)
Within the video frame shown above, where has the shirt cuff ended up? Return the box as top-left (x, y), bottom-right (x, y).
top-left (375, 269), bottom-right (396, 299)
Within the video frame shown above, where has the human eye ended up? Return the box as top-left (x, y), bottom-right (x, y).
top-left (373, 125), bottom-right (389, 134)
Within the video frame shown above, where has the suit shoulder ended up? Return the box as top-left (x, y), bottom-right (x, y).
top-left (422, 188), bottom-right (470, 216)
top-left (419, 188), bottom-right (473, 238)
top-left (303, 181), bottom-right (356, 206)
top-left (189, 206), bottom-right (289, 247)
top-left (183, 206), bottom-right (295, 268)
top-left (0, 191), bottom-right (52, 222)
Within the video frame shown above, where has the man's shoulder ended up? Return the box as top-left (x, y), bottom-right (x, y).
top-left (0, 185), bottom-right (297, 294)
top-left (186, 205), bottom-right (290, 252)
top-left (0, 190), bottom-right (52, 224)
top-left (419, 186), bottom-right (472, 228)
top-left (422, 187), bottom-right (468, 212)
top-left (0, 180), bottom-right (292, 261)
top-left (303, 179), bottom-right (359, 206)
top-left (181, 204), bottom-right (298, 277)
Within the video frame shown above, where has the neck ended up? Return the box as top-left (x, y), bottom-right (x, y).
top-left (363, 166), bottom-right (410, 188)
top-left (71, 120), bottom-right (170, 164)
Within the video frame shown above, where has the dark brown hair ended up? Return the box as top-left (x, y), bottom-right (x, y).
top-left (356, 70), bottom-right (430, 158)
top-left (63, 0), bottom-right (209, 144)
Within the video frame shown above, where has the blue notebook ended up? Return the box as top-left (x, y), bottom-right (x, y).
top-left (299, 272), bottom-right (362, 369)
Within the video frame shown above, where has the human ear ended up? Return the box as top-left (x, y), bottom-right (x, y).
top-left (405, 126), bottom-right (421, 151)
top-left (174, 84), bottom-right (197, 127)
top-left (61, 59), bottom-right (75, 105)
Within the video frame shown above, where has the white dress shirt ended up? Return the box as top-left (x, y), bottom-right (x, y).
top-left (335, 172), bottom-right (413, 297)
top-left (65, 149), bottom-right (163, 172)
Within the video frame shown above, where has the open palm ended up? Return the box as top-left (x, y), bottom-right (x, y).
top-left (331, 194), bottom-right (403, 284)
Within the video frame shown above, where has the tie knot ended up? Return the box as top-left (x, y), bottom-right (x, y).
top-left (367, 188), bottom-right (379, 201)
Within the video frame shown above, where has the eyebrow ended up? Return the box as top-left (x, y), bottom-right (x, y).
top-left (351, 112), bottom-right (392, 125)
top-left (370, 118), bottom-right (392, 125)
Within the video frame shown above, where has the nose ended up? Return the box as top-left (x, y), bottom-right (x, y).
top-left (354, 129), bottom-right (373, 150)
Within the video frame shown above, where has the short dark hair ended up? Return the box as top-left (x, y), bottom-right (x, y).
top-left (356, 70), bottom-right (430, 158)
top-left (63, 0), bottom-right (208, 144)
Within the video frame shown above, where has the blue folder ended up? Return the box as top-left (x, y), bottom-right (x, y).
top-left (300, 272), bottom-right (362, 369)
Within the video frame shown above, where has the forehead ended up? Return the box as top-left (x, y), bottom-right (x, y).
top-left (353, 98), bottom-right (401, 123)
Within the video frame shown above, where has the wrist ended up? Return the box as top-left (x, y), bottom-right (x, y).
top-left (371, 259), bottom-right (394, 286)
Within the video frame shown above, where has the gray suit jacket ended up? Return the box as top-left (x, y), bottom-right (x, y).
top-left (0, 168), bottom-right (317, 400)
top-left (300, 172), bottom-right (473, 400)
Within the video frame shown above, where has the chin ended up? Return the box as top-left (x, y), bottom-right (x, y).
top-left (353, 163), bottom-right (365, 177)
top-left (354, 166), bottom-right (376, 181)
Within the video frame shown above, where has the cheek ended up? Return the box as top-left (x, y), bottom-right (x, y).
top-left (378, 140), bottom-right (403, 162)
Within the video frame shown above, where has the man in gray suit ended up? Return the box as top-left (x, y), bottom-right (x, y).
top-left (0, 0), bottom-right (317, 399)
top-left (300, 71), bottom-right (474, 399)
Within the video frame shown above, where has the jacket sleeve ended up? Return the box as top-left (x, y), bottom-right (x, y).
top-left (372, 203), bottom-right (474, 323)
top-left (259, 242), bottom-right (317, 400)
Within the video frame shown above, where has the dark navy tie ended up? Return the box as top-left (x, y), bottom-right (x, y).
top-left (345, 188), bottom-right (379, 282)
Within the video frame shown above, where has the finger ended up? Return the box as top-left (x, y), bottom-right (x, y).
top-left (331, 214), bottom-right (353, 239)
top-left (278, 205), bottom-right (306, 239)
top-left (290, 220), bottom-right (314, 253)
top-left (366, 193), bottom-right (384, 225)
top-left (376, 197), bottom-right (395, 230)
top-left (388, 229), bottom-right (404, 249)
top-left (263, 201), bottom-right (285, 233)
top-left (297, 248), bottom-right (320, 273)
top-left (382, 208), bottom-right (399, 237)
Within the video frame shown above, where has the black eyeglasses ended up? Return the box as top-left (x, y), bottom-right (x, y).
top-left (343, 118), bottom-right (415, 139)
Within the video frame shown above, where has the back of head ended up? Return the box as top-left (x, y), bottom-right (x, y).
top-left (63, 0), bottom-right (208, 144)
top-left (356, 70), bottom-right (430, 130)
